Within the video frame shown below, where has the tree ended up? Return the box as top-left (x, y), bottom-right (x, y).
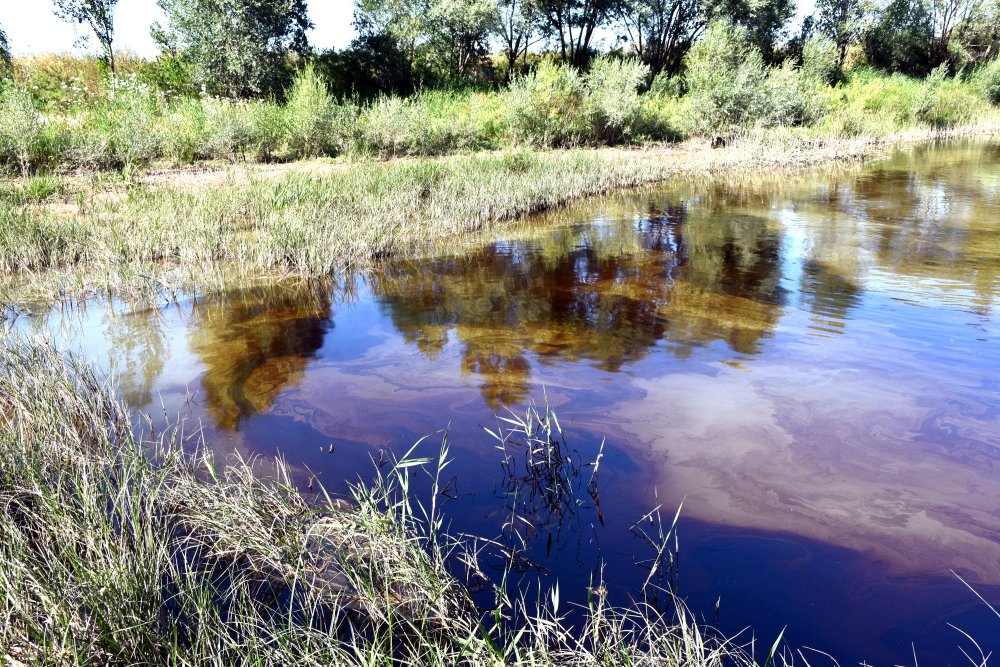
top-left (494, 0), bottom-right (542, 80)
top-left (315, 34), bottom-right (417, 99)
top-left (927, 0), bottom-right (984, 65)
top-left (533, 0), bottom-right (623, 68)
top-left (354, 0), bottom-right (497, 84)
top-left (153, 0), bottom-right (312, 98)
top-left (0, 24), bottom-right (10, 70)
top-left (735, 0), bottom-right (795, 62)
top-left (815, 0), bottom-right (867, 67)
top-left (53, 0), bottom-right (119, 75)
top-left (862, 0), bottom-right (935, 74)
top-left (614, 0), bottom-right (727, 77)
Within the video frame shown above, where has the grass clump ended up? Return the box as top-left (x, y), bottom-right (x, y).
top-left (0, 334), bottom-right (767, 666)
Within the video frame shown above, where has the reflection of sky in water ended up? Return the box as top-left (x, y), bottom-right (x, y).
top-left (10, 140), bottom-right (1000, 666)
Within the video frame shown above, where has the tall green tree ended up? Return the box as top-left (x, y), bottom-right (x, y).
top-left (614, 0), bottom-right (734, 76)
top-left (735, 0), bottom-right (795, 62)
top-left (153, 0), bottom-right (312, 98)
top-left (53, 0), bottom-right (119, 74)
top-left (533, 0), bottom-right (623, 68)
top-left (0, 24), bottom-right (10, 70)
top-left (862, 0), bottom-right (935, 74)
top-left (494, 0), bottom-right (541, 80)
top-left (355, 0), bottom-right (497, 84)
top-left (815, 0), bottom-right (867, 66)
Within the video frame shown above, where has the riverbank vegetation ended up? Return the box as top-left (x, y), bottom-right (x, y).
top-left (1, 0), bottom-right (1000, 175)
top-left (0, 41), bottom-right (999, 174)
top-left (0, 334), bottom-right (765, 666)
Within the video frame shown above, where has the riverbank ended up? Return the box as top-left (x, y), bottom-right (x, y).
top-left (3, 123), bottom-right (999, 307)
top-left (0, 334), bottom-right (765, 666)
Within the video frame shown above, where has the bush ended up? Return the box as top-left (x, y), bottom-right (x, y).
top-left (284, 64), bottom-right (333, 159)
top-left (802, 34), bottom-right (840, 85)
top-left (913, 66), bottom-right (982, 127)
top-left (201, 99), bottom-right (257, 161)
top-left (585, 56), bottom-right (650, 143)
top-left (505, 61), bottom-right (590, 147)
top-left (682, 22), bottom-right (773, 136)
top-left (765, 62), bottom-right (818, 126)
top-left (0, 84), bottom-right (67, 174)
top-left (356, 91), bottom-right (497, 157)
top-left (75, 76), bottom-right (163, 169)
top-left (972, 57), bottom-right (1000, 105)
top-left (160, 98), bottom-right (208, 164)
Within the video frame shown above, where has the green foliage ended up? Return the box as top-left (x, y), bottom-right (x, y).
top-left (802, 34), bottom-right (840, 85)
top-left (135, 55), bottom-right (197, 98)
top-left (355, 0), bottom-right (498, 85)
top-left (74, 76), bottom-right (162, 169)
top-left (913, 64), bottom-right (982, 127)
top-left (160, 97), bottom-right (207, 163)
top-left (153, 0), bottom-right (312, 98)
top-left (585, 56), bottom-right (650, 142)
top-left (682, 22), bottom-right (773, 135)
top-left (314, 35), bottom-right (416, 100)
top-left (862, 0), bottom-right (935, 76)
top-left (0, 85), bottom-right (67, 175)
top-left (284, 64), bottom-right (333, 159)
top-left (505, 61), bottom-right (590, 147)
top-left (0, 24), bottom-right (10, 71)
top-left (356, 91), bottom-right (501, 156)
top-left (972, 56), bottom-right (1000, 104)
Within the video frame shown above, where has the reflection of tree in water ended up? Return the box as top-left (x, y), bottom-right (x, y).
top-left (800, 260), bottom-right (863, 333)
top-left (105, 305), bottom-right (169, 407)
top-left (825, 145), bottom-right (1000, 316)
top-left (187, 285), bottom-right (333, 430)
top-left (375, 199), bottom-right (785, 407)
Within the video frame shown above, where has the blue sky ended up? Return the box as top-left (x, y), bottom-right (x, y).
top-left (0, 0), bottom-right (813, 58)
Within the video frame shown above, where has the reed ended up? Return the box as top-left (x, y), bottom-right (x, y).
top-left (0, 333), bottom-right (768, 666)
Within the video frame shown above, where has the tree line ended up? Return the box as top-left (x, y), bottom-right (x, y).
top-left (1, 0), bottom-right (998, 99)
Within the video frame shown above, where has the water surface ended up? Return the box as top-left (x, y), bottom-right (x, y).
top-left (14, 140), bottom-right (1000, 665)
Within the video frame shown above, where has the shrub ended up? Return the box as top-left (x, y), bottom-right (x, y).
top-left (160, 97), bottom-right (208, 163)
top-left (764, 62), bottom-right (817, 126)
top-left (914, 66), bottom-right (982, 127)
top-left (584, 56), bottom-right (650, 143)
top-left (0, 84), bottom-right (67, 174)
top-left (682, 22), bottom-right (772, 136)
top-left (505, 61), bottom-right (590, 147)
top-left (248, 101), bottom-right (286, 161)
top-left (74, 76), bottom-right (163, 169)
top-left (201, 99), bottom-right (257, 161)
top-left (285, 64), bottom-right (333, 159)
top-left (802, 34), bottom-right (840, 85)
top-left (355, 91), bottom-right (494, 157)
top-left (972, 56), bottom-right (1000, 105)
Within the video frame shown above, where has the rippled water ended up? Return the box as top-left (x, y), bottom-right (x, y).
top-left (13, 140), bottom-right (1000, 665)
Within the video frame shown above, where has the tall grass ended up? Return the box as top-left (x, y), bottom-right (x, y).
top-left (0, 334), bottom-right (767, 666)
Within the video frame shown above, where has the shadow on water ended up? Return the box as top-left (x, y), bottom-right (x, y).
top-left (10, 139), bottom-right (1000, 665)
